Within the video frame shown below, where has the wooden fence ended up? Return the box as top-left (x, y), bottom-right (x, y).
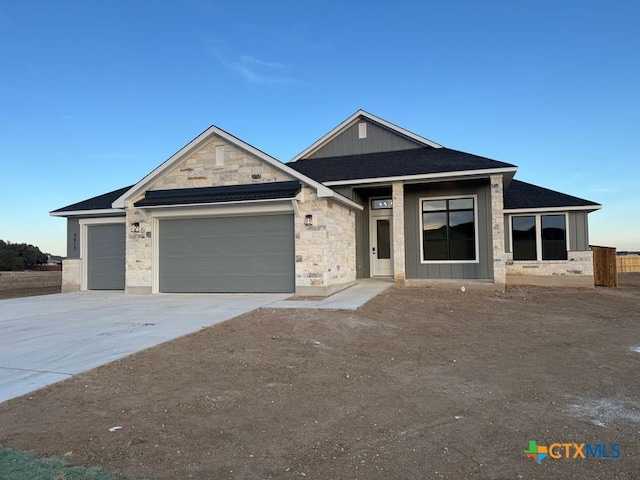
top-left (617, 255), bottom-right (640, 273)
top-left (591, 246), bottom-right (617, 287)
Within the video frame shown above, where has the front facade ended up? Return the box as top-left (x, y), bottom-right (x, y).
top-left (52, 111), bottom-right (600, 294)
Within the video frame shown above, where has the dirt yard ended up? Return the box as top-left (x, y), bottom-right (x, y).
top-left (1, 275), bottom-right (639, 479)
top-left (0, 271), bottom-right (61, 299)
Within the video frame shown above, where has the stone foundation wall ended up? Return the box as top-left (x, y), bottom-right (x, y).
top-left (506, 250), bottom-right (594, 287)
top-left (62, 259), bottom-right (82, 292)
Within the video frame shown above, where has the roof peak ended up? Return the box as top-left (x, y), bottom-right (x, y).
top-left (290, 110), bottom-right (443, 162)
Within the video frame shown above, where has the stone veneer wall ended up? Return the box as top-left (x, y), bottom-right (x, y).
top-left (392, 182), bottom-right (406, 282)
top-left (61, 258), bottom-right (81, 292)
top-left (506, 250), bottom-right (594, 287)
top-left (125, 207), bottom-right (153, 294)
top-left (295, 187), bottom-right (356, 295)
top-left (123, 136), bottom-right (356, 295)
top-left (490, 174), bottom-right (506, 286)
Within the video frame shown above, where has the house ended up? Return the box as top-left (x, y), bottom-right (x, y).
top-left (51, 110), bottom-right (601, 294)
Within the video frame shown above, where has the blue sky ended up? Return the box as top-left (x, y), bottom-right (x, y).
top-left (1, 0), bottom-right (638, 255)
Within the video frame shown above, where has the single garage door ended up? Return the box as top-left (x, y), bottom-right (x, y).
top-left (87, 223), bottom-right (126, 290)
top-left (159, 215), bottom-right (295, 293)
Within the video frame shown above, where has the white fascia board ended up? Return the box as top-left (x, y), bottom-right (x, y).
top-left (111, 124), bottom-right (362, 211)
top-left (290, 109), bottom-right (443, 162)
top-left (504, 205), bottom-right (602, 214)
top-left (322, 167), bottom-right (518, 187)
top-left (49, 208), bottom-right (126, 217)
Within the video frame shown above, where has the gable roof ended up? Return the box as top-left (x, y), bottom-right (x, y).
top-left (134, 181), bottom-right (301, 208)
top-left (50, 185), bottom-right (132, 216)
top-left (288, 147), bottom-right (516, 185)
top-left (111, 124), bottom-right (362, 211)
top-left (290, 110), bottom-right (442, 162)
top-left (504, 180), bottom-right (601, 211)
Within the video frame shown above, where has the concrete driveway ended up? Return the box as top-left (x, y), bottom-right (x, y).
top-left (0, 291), bottom-right (288, 404)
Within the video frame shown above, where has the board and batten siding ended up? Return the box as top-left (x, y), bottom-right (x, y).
top-left (309, 121), bottom-right (424, 159)
top-left (67, 218), bottom-right (80, 259)
top-left (404, 181), bottom-right (493, 280)
top-left (568, 211), bottom-right (589, 251)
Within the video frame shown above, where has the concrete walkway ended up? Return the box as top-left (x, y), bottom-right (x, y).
top-left (0, 280), bottom-right (391, 404)
top-left (269, 278), bottom-right (393, 309)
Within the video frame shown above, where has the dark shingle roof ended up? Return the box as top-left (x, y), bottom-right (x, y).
top-left (51, 185), bottom-right (133, 214)
top-left (134, 181), bottom-right (301, 207)
top-left (288, 147), bottom-right (515, 182)
top-left (504, 180), bottom-right (600, 210)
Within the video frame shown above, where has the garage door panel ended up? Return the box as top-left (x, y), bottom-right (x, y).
top-left (159, 215), bottom-right (294, 293)
top-left (87, 223), bottom-right (125, 290)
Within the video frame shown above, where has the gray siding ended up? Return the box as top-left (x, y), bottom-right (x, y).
top-left (159, 215), bottom-right (294, 293)
top-left (87, 223), bottom-right (126, 290)
top-left (404, 181), bottom-right (493, 280)
top-left (309, 121), bottom-right (424, 159)
top-left (332, 186), bottom-right (354, 200)
top-left (569, 211), bottom-right (589, 251)
top-left (355, 190), bottom-right (370, 279)
top-left (67, 218), bottom-right (80, 259)
top-left (504, 214), bottom-right (511, 253)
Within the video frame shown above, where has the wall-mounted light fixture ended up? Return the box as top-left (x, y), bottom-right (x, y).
top-left (304, 214), bottom-right (313, 226)
top-left (130, 222), bottom-right (140, 233)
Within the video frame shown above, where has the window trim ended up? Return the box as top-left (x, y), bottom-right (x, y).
top-left (419, 194), bottom-right (479, 265)
top-left (509, 213), bottom-right (570, 261)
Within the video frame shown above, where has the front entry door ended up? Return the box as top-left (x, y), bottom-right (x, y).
top-left (370, 213), bottom-right (393, 276)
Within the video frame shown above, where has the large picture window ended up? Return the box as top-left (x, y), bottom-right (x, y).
top-left (511, 214), bottom-right (567, 261)
top-left (422, 197), bottom-right (476, 262)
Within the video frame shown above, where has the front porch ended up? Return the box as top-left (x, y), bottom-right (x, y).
top-left (332, 175), bottom-right (507, 286)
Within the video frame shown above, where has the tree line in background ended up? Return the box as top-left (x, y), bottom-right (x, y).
top-left (0, 240), bottom-right (49, 271)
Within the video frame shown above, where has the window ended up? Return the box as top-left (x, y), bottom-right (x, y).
top-left (542, 215), bottom-right (567, 260)
top-left (512, 216), bottom-right (536, 260)
top-left (422, 197), bottom-right (476, 261)
top-left (511, 214), bottom-right (567, 261)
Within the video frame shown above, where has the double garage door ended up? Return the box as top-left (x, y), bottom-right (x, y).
top-left (158, 215), bottom-right (295, 293)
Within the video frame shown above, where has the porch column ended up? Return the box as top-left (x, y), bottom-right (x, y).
top-left (392, 182), bottom-right (406, 282)
top-left (490, 174), bottom-right (506, 287)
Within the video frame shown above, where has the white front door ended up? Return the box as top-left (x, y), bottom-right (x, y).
top-left (370, 212), bottom-right (393, 276)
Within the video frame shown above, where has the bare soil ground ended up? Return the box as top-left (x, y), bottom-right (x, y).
top-left (1, 275), bottom-right (640, 480)
top-left (0, 272), bottom-right (61, 299)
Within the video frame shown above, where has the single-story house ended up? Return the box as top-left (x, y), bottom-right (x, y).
top-left (51, 110), bottom-right (601, 294)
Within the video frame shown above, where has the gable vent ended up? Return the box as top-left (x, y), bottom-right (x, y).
top-left (358, 122), bottom-right (367, 139)
top-left (215, 145), bottom-right (225, 166)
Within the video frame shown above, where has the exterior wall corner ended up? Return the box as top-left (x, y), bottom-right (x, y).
top-left (61, 258), bottom-right (82, 292)
top-left (490, 174), bottom-right (506, 285)
top-left (392, 182), bottom-right (406, 282)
